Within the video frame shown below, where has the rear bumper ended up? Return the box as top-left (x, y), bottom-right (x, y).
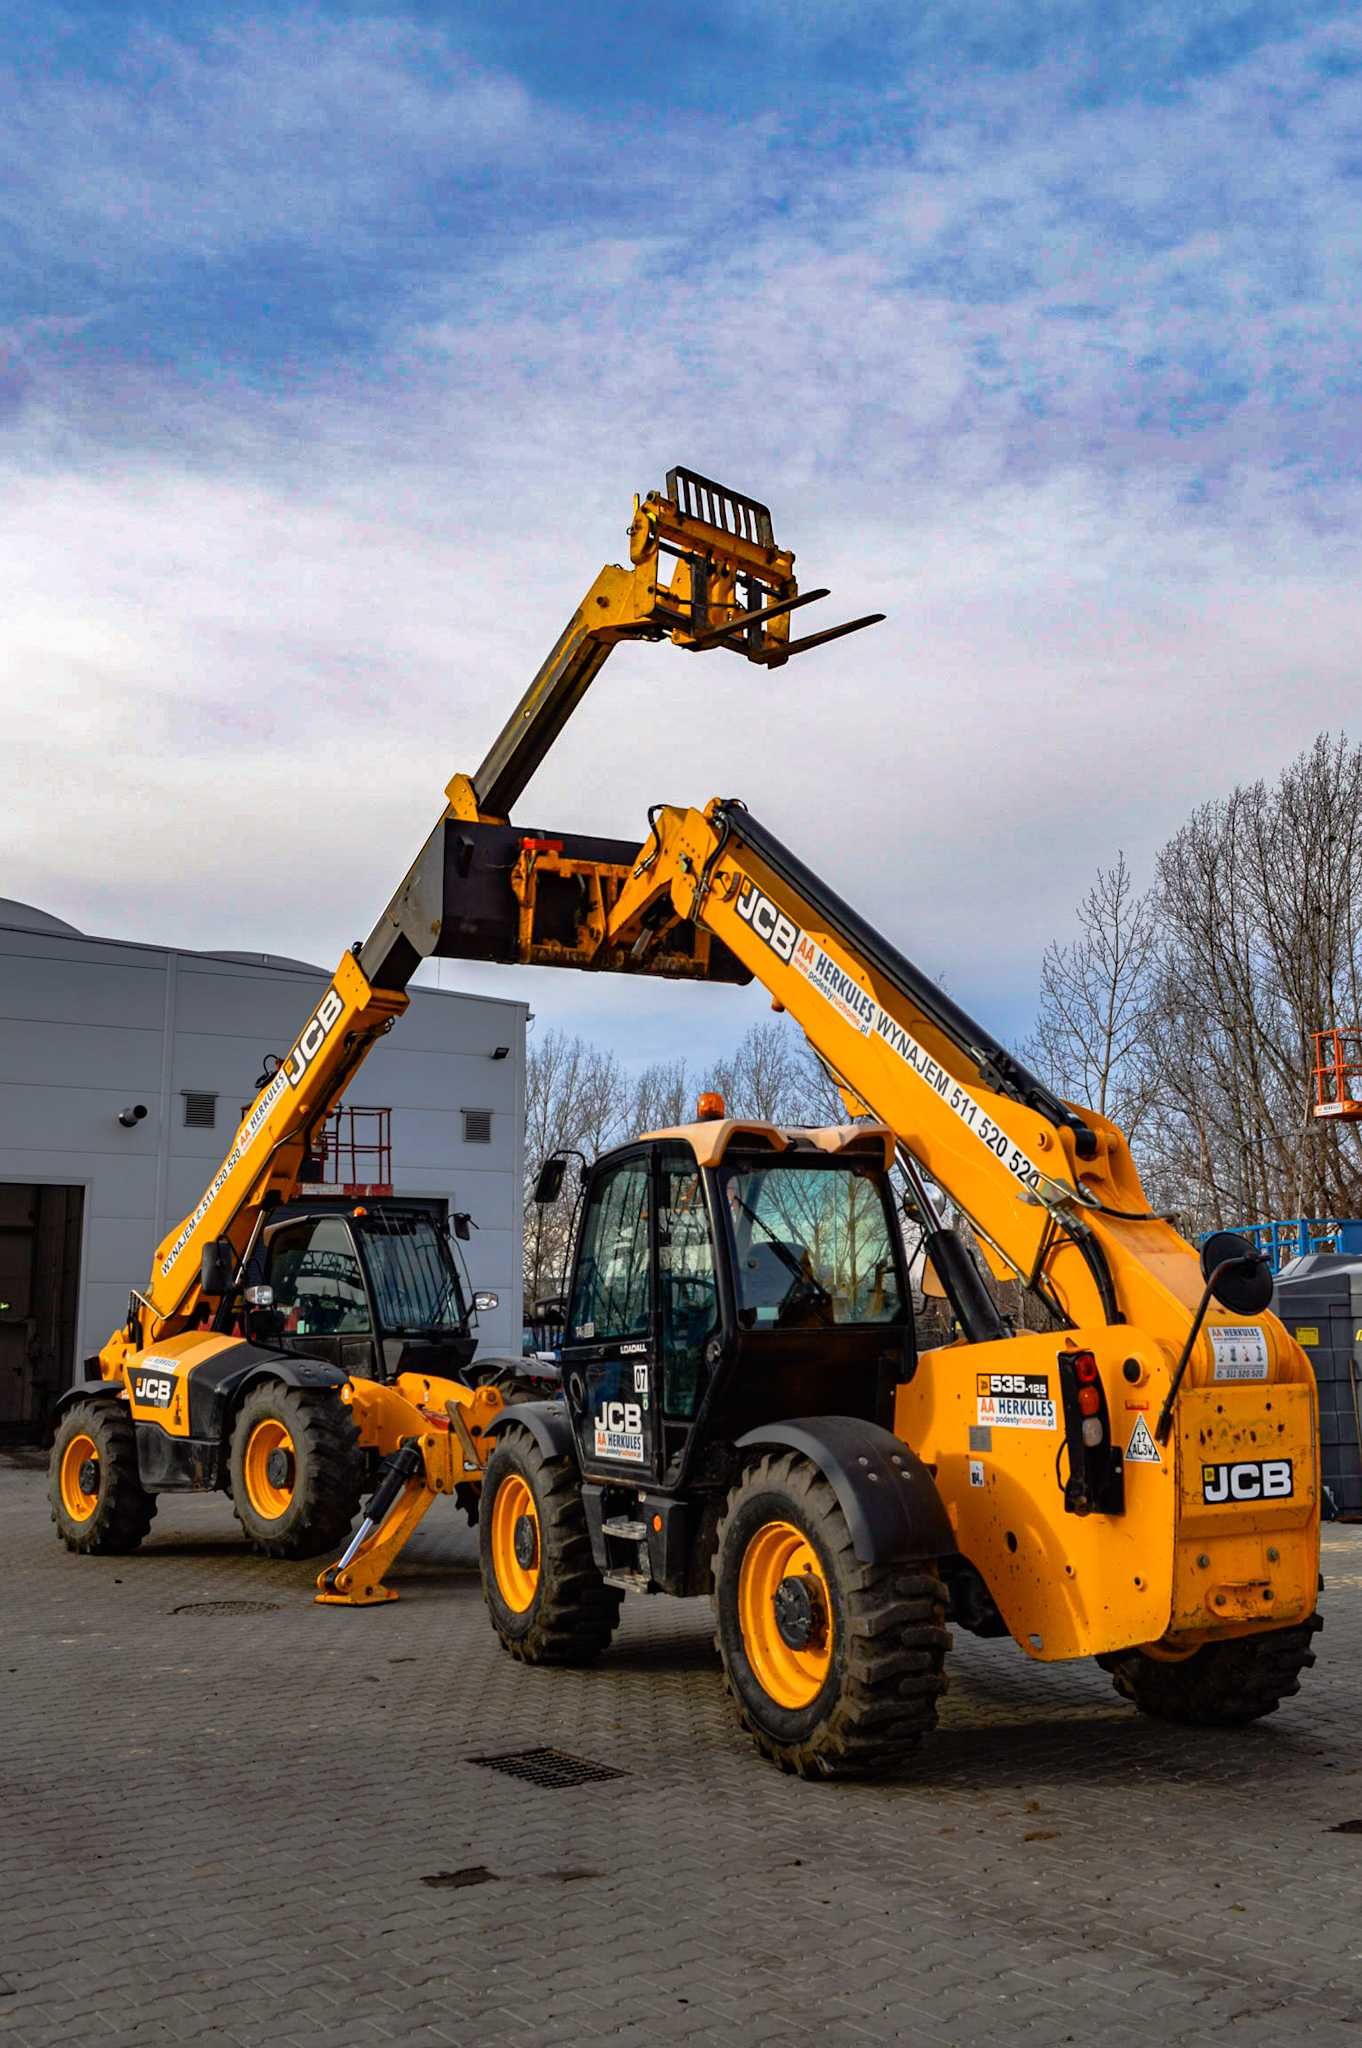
top-left (1166, 1382), bottom-right (1319, 1645)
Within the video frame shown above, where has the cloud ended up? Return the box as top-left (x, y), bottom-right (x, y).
top-left (0, 17), bottom-right (533, 276)
top-left (1, 7), bottom-right (1358, 1073)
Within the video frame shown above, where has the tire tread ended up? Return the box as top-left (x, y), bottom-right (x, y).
top-left (714, 1451), bottom-right (950, 1779)
top-left (230, 1385), bottom-right (364, 1559)
top-left (1099, 1613), bottom-right (1322, 1725)
top-left (49, 1400), bottom-right (157, 1555)
top-left (481, 1433), bottom-right (622, 1666)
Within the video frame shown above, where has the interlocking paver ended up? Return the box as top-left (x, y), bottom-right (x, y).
top-left (3, 1460), bottom-right (1360, 2046)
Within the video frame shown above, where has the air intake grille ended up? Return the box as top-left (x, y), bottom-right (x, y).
top-left (182, 1091), bottom-right (217, 1129)
top-left (462, 1108), bottom-right (493, 1145)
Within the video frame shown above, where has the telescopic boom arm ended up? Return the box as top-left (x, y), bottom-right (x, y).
top-left (113, 470), bottom-right (882, 1363)
top-left (416, 472), bottom-right (1306, 1393)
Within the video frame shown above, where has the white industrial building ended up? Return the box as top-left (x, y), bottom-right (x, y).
top-left (0, 900), bottom-right (526, 1435)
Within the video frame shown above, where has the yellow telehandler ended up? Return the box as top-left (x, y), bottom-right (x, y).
top-left (48, 468), bottom-right (853, 1578)
top-left (314, 468), bottom-right (1321, 1775)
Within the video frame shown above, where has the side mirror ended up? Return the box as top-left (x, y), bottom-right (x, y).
top-left (200, 1239), bottom-right (234, 1297)
top-left (1200, 1231), bottom-right (1274, 1316)
top-left (533, 1156), bottom-right (567, 1205)
top-left (474, 1290), bottom-right (499, 1313)
top-left (452, 1212), bottom-right (472, 1242)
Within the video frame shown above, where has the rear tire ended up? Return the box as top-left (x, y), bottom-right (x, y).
top-left (229, 1384), bottom-right (363, 1559)
top-left (479, 1433), bottom-right (621, 1664)
top-left (49, 1400), bottom-right (157, 1555)
top-left (1099, 1615), bottom-right (1322, 1726)
top-left (714, 1451), bottom-right (950, 1779)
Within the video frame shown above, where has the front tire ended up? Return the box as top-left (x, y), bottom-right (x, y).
top-left (49, 1400), bottom-right (157, 1555)
top-left (714, 1451), bottom-right (950, 1779)
top-left (229, 1384), bottom-right (363, 1559)
top-left (479, 1433), bottom-right (621, 1664)
top-left (1099, 1615), bottom-right (1322, 1726)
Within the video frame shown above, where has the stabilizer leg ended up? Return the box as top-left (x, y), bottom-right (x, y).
top-left (315, 1441), bottom-right (436, 1606)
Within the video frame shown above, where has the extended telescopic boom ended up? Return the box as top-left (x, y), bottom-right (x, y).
top-left (111, 470), bottom-right (882, 1366)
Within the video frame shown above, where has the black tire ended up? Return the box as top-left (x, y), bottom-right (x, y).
top-left (49, 1400), bottom-right (157, 1555)
top-left (714, 1451), bottom-right (950, 1779)
top-left (479, 1432), bottom-right (621, 1665)
top-left (228, 1383), bottom-right (364, 1559)
top-left (1099, 1614), bottom-right (1322, 1726)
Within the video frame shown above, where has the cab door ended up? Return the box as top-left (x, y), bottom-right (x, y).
top-left (262, 1217), bottom-right (381, 1380)
top-left (559, 1151), bottom-right (659, 1480)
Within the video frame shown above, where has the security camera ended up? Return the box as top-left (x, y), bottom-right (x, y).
top-left (117, 1104), bottom-right (148, 1128)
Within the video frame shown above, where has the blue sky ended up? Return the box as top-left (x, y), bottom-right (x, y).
top-left (2, 2), bottom-right (1358, 1076)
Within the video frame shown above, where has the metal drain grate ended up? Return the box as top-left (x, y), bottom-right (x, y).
top-left (468, 1746), bottom-right (627, 1790)
top-left (171, 1600), bottom-right (282, 1616)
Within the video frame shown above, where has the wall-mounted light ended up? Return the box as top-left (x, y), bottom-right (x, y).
top-left (118, 1104), bottom-right (148, 1128)
top-left (490, 1046), bottom-right (510, 1061)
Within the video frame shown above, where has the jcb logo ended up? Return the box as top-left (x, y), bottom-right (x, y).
top-left (133, 1374), bottom-right (174, 1407)
top-left (734, 883), bottom-right (799, 965)
top-left (285, 988), bottom-right (344, 1088)
top-left (600, 1401), bottom-right (642, 1433)
top-left (1201, 1459), bottom-right (1293, 1504)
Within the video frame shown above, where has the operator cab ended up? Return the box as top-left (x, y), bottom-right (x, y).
top-left (550, 1107), bottom-right (913, 1493)
top-left (242, 1197), bottom-right (492, 1384)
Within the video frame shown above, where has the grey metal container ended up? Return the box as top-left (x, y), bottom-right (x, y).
top-left (1273, 1252), bottom-right (1362, 1515)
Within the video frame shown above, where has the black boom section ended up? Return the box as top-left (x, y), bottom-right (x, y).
top-left (717, 801), bottom-right (1097, 1157)
top-left (362, 818), bottom-right (751, 989)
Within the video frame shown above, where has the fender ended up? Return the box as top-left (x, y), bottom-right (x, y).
top-left (485, 1398), bottom-right (575, 1464)
top-left (186, 1346), bottom-right (349, 1442)
top-left (736, 1415), bottom-right (952, 1566)
top-left (51, 1379), bottom-right (124, 1419)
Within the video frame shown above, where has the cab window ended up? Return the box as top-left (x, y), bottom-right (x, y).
top-left (658, 1151), bottom-right (718, 1418)
top-left (265, 1218), bottom-right (371, 1336)
top-left (719, 1160), bottom-right (905, 1330)
top-left (567, 1158), bottom-right (652, 1344)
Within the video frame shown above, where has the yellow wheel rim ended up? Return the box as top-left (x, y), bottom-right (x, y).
top-left (242, 1419), bottom-right (296, 1519)
top-left (59, 1433), bottom-right (100, 1521)
top-left (738, 1518), bottom-right (833, 1710)
top-left (490, 1472), bottom-right (540, 1612)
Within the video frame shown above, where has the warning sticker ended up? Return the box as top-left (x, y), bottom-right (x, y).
top-left (1125, 1415), bottom-right (1161, 1464)
top-left (1294, 1325), bottom-right (1321, 1348)
top-left (1208, 1325), bottom-right (1269, 1381)
top-left (975, 1371), bottom-right (1056, 1431)
top-left (969, 1458), bottom-right (985, 1489)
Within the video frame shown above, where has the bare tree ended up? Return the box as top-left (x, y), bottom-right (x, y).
top-left (707, 1018), bottom-right (808, 1122)
top-left (523, 1029), bottom-right (631, 1311)
top-left (629, 1057), bottom-right (691, 1134)
top-left (1031, 733), bottom-right (1362, 1235)
top-left (1027, 852), bottom-right (1156, 1140)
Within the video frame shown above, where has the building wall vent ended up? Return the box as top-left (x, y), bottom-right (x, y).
top-left (182, 1091), bottom-right (218, 1129)
top-left (462, 1108), bottom-right (493, 1145)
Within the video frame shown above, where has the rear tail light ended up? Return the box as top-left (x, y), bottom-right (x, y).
top-left (1056, 1349), bottom-right (1124, 1516)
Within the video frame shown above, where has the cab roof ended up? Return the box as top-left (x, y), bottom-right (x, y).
top-left (637, 1119), bottom-right (895, 1170)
